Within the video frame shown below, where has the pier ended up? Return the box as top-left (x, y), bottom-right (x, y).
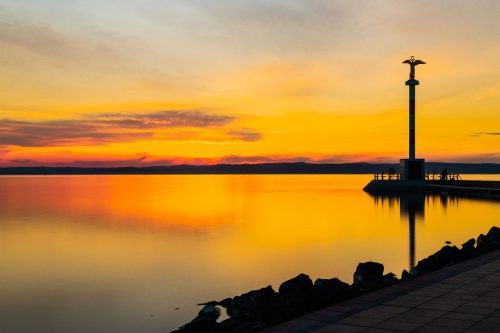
top-left (364, 56), bottom-right (500, 195)
top-left (366, 174), bottom-right (500, 198)
top-left (426, 180), bottom-right (500, 198)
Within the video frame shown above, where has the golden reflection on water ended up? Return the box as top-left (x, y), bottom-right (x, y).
top-left (0, 175), bottom-right (498, 333)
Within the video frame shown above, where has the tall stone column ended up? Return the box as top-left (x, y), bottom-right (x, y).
top-left (406, 79), bottom-right (419, 160)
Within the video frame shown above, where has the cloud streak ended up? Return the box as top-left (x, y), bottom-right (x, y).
top-left (475, 132), bottom-right (500, 136)
top-left (0, 110), bottom-right (239, 147)
top-left (226, 128), bottom-right (263, 142)
top-left (94, 110), bottom-right (235, 129)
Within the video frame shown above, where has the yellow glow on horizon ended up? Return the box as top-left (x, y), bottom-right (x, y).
top-left (0, 1), bottom-right (498, 166)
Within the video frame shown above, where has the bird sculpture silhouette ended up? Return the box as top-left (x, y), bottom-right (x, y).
top-left (403, 56), bottom-right (426, 80)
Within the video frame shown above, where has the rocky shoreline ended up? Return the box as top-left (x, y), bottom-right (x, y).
top-left (172, 226), bottom-right (500, 333)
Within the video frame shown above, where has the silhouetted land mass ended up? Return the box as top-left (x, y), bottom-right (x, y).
top-left (0, 162), bottom-right (499, 175)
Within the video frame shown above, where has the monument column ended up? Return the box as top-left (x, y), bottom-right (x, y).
top-left (406, 79), bottom-right (418, 160)
top-left (401, 56), bottom-right (426, 181)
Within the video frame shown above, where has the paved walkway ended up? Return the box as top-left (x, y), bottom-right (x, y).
top-left (266, 249), bottom-right (500, 333)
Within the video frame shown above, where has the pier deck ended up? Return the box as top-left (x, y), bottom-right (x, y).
top-left (426, 180), bottom-right (500, 191)
top-left (265, 249), bottom-right (500, 333)
top-left (364, 178), bottom-right (500, 196)
top-left (425, 180), bottom-right (500, 198)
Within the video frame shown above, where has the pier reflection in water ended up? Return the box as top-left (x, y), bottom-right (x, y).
top-left (369, 192), bottom-right (460, 270)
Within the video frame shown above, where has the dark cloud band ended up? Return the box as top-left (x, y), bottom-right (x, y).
top-left (0, 110), bottom-right (238, 147)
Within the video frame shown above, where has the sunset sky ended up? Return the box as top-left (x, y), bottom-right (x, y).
top-left (1, 0), bottom-right (499, 166)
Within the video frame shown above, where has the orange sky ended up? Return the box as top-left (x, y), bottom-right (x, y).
top-left (0, 0), bottom-right (499, 166)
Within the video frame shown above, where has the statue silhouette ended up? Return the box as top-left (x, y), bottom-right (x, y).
top-left (403, 56), bottom-right (426, 80)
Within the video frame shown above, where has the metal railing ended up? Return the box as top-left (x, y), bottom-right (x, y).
top-left (372, 173), bottom-right (462, 181)
top-left (425, 173), bottom-right (462, 181)
top-left (373, 173), bottom-right (400, 180)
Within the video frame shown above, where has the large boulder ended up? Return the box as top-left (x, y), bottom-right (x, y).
top-left (477, 227), bottom-right (500, 252)
top-left (229, 285), bottom-right (281, 320)
top-left (198, 304), bottom-right (220, 321)
top-left (276, 273), bottom-right (315, 317)
top-left (353, 262), bottom-right (384, 291)
top-left (454, 238), bottom-right (477, 263)
top-left (278, 273), bottom-right (314, 302)
top-left (487, 226), bottom-right (500, 241)
top-left (410, 245), bottom-right (459, 276)
top-left (400, 270), bottom-right (410, 281)
top-left (313, 278), bottom-right (350, 308)
top-left (224, 289), bottom-right (302, 327)
top-left (476, 234), bottom-right (488, 252)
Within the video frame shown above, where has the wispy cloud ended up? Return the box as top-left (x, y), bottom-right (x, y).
top-left (226, 128), bottom-right (263, 142)
top-left (0, 110), bottom-right (238, 147)
top-left (95, 110), bottom-right (235, 129)
top-left (218, 154), bottom-right (385, 164)
top-left (0, 119), bottom-right (152, 146)
top-left (60, 153), bottom-right (153, 168)
top-left (474, 132), bottom-right (500, 136)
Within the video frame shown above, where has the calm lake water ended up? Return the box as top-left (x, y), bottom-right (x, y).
top-left (0, 174), bottom-right (499, 332)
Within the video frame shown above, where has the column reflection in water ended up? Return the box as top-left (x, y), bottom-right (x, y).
top-left (369, 192), bottom-right (429, 270)
top-left (399, 194), bottom-right (425, 269)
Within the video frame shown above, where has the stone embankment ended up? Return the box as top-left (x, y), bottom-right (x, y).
top-left (172, 226), bottom-right (500, 333)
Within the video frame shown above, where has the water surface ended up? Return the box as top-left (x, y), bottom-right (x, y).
top-left (0, 175), bottom-right (498, 332)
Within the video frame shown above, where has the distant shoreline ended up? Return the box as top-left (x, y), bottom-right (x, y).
top-left (0, 162), bottom-right (499, 175)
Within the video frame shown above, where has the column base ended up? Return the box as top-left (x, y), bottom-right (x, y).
top-left (400, 159), bottom-right (425, 180)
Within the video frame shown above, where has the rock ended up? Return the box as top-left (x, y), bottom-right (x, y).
top-left (353, 262), bottom-right (384, 291)
top-left (220, 283), bottom-right (310, 327)
top-left (218, 298), bottom-right (232, 309)
top-left (200, 298), bottom-right (232, 311)
top-left (256, 300), bottom-right (304, 325)
top-left (462, 238), bottom-right (476, 249)
top-left (313, 278), bottom-right (350, 308)
top-left (171, 317), bottom-right (228, 333)
top-left (229, 285), bottom-right (281, 321)
top-left (278, 273), bottom-right (314, 302)
top-left (198, 304), bottom-right (220, 321)
top-left (224, 299), bottom-right (302, 327)
top-left (172, 303), bottom-right (225, 333)
top-left (410, 245), bottom-right (459, 276)
top-left (485, 227), bottom-right (500, 248)
top-left (220, 318), bottom-right (266, 333)
top-left (476, 234), bottom-right (487, 250)
top-left (453, 238), bottom-right (478, 263)
top-left (272, 274), bottom-right (316, 318)
top-left (381, 273), bottom-right (398, 287)
top-left (476, 227), bottom-right (500, 252)
top-left (232, 321), bottom-right (266, 333)
top-left (487, 226), bottom-right (500, 241)
top-left (401, 270), bottom-right (410, 280)
top-left (461, 238), bottom-right (476, 254)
